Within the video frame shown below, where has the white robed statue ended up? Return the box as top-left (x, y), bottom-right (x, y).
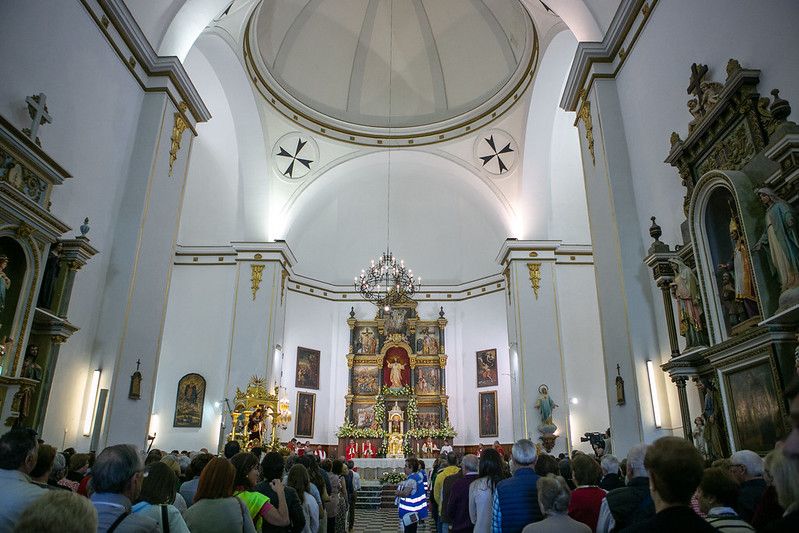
top-left (388, 357), bottom-right (405, 388)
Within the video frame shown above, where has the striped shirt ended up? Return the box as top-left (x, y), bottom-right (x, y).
top-left (705, 507), bottom-right (755, 532)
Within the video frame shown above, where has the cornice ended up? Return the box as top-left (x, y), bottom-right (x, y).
top-left (79, 0), bottom-right (211, 127)
top-left (560, 0), bottom-right (657, 111)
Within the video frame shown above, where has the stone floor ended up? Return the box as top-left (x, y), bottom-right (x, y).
top-left (350, 507), bottom-right (432, 533)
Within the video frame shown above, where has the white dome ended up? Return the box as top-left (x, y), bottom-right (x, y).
top-left (245, 0), bottom-right (537, 145)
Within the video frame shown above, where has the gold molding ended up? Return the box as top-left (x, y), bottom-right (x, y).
top-left (280, 268), bottom-right (288, 304)
top-left (250, 264), bottom-right (265, 300)
top-left (527, 263), bottom-right (541, 299)
top-left (576, 94), bottom-right (596, 165)
top-left (168, 102), bottom-right (189, 177)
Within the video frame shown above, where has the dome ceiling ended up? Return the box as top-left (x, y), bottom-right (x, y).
top-left (244, 0), bottom-right (537, 145)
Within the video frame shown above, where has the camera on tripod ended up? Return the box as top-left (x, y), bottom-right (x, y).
top-left (580, 432), bottom-right (606, 449)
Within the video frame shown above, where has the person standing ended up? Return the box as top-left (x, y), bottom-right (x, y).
top-left (491, 439), bottom-right (542, 533)
top-left (470, 448), bottom-right (505, 533)
top-left (567, 455), bottom-right (606, 532)
top-left (696, 467), bottom-right (754, 532)
top-left (728, 450), bottom-right (767, 524)
top-left (0, 429), bottom-right (46, 530)
top-left (257, 451), bottom-right (307, 533)
top-left (598, 456), bottom-right (623, 493)
top-left (595, 444), bottom-right (654, 533)
top-left (346, 460), bottom-right (360, 532)
top-left (397, 457), bottom-right (429, 533)
top-left (448, 454), bottom-right (480, 533)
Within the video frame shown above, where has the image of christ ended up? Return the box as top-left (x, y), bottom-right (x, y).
top-left (388, 358), bottom-right (405, 388)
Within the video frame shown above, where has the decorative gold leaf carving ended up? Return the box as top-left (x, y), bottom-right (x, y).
top-left (576, 96), bottom-right (595, 165)
top-left (527, 263), bottom-right (541, 299)
top-left (168, 102), bottom-right (189, 177)
top-left (251, 264), bottom-right (265, 300)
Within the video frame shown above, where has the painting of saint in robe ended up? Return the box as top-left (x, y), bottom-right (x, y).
top-left (384, 308), bottom-right (408, 335)
top-left (356, 328), bottom-right (378, 354)
top-left (479, 391), bottom-right (498, 438)
top-left (174, 373), bottom-right (206, 427)
top-left (353, 365), bottom-right (380, 395)
top-left (295, 347), bottom-right (320, 389)
top-left (415, 366), bottom-right (440, 395)
top-left (476, 349), bottom-right (498, 387)
top-left (355, 405), bottom-right (375, 428)
top-left (0, 237), bottom-right (26, 361)
top-left (295, 392), bottom-right (315, 438)
top-left (726, 362), bottom-right (783, 454)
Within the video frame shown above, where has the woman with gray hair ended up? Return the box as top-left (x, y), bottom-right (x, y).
top-left (522, 475), bottom-right (589, 533)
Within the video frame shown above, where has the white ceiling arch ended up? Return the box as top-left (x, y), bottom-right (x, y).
top-left (124, 0), bottom-right (614, 61)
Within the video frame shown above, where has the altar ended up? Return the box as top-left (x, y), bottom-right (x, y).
top-left (352, 458), bottom-right (408, 481)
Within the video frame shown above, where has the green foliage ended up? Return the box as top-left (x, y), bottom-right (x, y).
top-left (380, 471), bottom-right (406, 485)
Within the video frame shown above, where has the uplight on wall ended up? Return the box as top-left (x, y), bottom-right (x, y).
top-left (646, 360), bottom-right (662, 428)
top-left (83, 369), bottom-right (101, 436)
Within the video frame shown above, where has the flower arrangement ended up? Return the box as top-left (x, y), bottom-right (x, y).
top-left (374, 395), bottom-right (386, 426)
top-left (405, 418), bottom-right (457, 439)
top-left (380, 470), bottom-right (406, 485)
top-left (402, 434), bottom-right (413, 457)
top-left (336, 420), bottom-right (386, 438)
top-left (406, 395), bottom-right (418, 429)
top-left (381, 385), bottom-right (413, 396)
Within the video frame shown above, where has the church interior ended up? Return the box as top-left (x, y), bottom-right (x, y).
top-left (2, 0), bottom-right (799, 530)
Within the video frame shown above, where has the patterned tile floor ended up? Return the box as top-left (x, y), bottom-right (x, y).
top-left (350, 508), bottom-right (432, 533)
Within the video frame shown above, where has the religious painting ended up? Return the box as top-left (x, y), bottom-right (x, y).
top-left (295, 392), bottom-right (316, 438)
top-left (173, 373), bottom-right (206, 427)
top-left (414, 326), bottom-right (440, 354)
top-left (354, 327), bottom-right (379, 354)
top-left (415, 366), bottom-right (440, 395)
top-left (0, 237), bottom-right (26, 373)
top-left (383, 347), bottom-right (410, 389)
top-left (723, 359), bottom-right (784, 454)
top-left (384, 307), bottom-right (409, 335)
top-left (416, 406), bottom-right (441, 429)
top-left (354, 403), bottom-right (376, 429)
top-left (479, 391), bottom-right (498, 438)
top-left (353, 365), bottom-right (380, 395)
top-left (295, 347), bottom-right (320, 390)
top-left (476, 349), bottom-right (498, 388)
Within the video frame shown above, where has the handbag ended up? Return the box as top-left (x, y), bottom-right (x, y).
top-left (401, 512), bottom-right (419, 527)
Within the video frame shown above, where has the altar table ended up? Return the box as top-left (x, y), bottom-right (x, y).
top-left (351, 458), bottom-right (407, 481)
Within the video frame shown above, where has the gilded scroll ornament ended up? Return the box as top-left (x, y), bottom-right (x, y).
top-left (251, 264), bottom-right (265, 300)
top-left (576, 96), bottom-right (595, 165)
top-left (527, 263), bottom-right (541, 299)
top-left (168, 102), bottom-right (189, 177)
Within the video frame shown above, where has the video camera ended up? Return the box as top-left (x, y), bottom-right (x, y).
top-left (580, 432), bottom-right (606, 449)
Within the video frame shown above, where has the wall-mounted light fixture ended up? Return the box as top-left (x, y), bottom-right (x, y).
top-left (646, 360), bottom-right (662, 428)
top-left (83, 369), bottom-right (101, 436)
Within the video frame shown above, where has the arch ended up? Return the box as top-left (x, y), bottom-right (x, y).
top-left (0, 229), bottom-right (40, 376)
top-left (689, 170), bottom-right (776, 344)
top-left (281, 150), bottom-right (512, 286)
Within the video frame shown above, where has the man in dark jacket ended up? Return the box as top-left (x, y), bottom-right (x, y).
top-left (596, 444), bottom-right (654, 532)
top-left (256, 452), bottom-right (306, 533)
top-left (729, 449), bottom-right (767, 524)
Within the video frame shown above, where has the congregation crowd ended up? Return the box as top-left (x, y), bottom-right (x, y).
top-left (0, 380), bottom-right (797, 533)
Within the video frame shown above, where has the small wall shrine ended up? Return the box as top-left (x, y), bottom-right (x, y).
top-left (337, 296), bottom-right (455, 458)
top-left (645, 60), bottom-right (799, 458)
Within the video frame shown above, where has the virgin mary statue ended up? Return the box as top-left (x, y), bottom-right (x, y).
top-left (754, 188), bottom-right (799, 295)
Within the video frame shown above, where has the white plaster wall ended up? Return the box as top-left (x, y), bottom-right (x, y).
top-left (0, 0), bottom-right (145, 448)
top-left (549, 107), bottom-right (590, 244)
top-left (178, 46), bottom-right (240, 245)
top-left (149, 264), bottom-right (237, 452)
top-left (554, 263), bottom-right (609, 453)
top-left (618, 0), bottom-right (799, 252)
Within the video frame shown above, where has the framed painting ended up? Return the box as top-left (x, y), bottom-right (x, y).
top-left (416, 406), bottom-right (441, 429)
top-left (354, 327), bottom-right (379, 354)
top-left (414, 326), bottom-right (440, 354)
top-left (173, 373), bottom-right (206, 427)
top-left (295, 392), bottom-right (316, 438)
top-left (722, 357), bottom-right (785, 454)
top-left (295, 347), bottom-right (320, 389)
top-left (353, 365), bottom-right (380, 395)
top-left (415, 366), bottom-right (440, 395)
top-left (479, 390), bottom-right (498, 438)
top-left (476, 349), bottom-right (498, 387)
top-left (353, 402), bottom-right (376, 429)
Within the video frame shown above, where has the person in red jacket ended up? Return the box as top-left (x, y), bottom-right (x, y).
top-left (567, 454), bottom-right (606, 532)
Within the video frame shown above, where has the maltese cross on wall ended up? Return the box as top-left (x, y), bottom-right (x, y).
top-left (272, 133), bottom-right (319, 179)
top-left (474, 129), bottom-right (518, 175)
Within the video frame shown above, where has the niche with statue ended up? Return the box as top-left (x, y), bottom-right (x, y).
top-left (646, 59), bottom-right (799, 456)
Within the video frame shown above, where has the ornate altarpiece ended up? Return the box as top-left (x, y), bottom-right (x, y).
top-left (644, 60), bottom-right (798, 456)
top-left (0, 115), bottom-right (97, 430)
top-left (338, 296), bottom-right (454, 457)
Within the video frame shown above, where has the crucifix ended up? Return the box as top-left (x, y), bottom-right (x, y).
top-left (22, 93), bottom-right (52, 146)
top-left (687, 63), bottom-right (709, 115)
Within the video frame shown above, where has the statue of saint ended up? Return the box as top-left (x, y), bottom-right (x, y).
top-left (670, 257), bottom-right (709, 347)
top-left (754, 188), bottom-right (799, 292)
top-left (697, 379), bottom-right (723, 461)
top-left (422, 327), bottom-right (439, 354)
top-left (388, 358), bottom-right (405, 388)
top-left (0, 254), bottom-right (11, 315)
top-left (387, 432), bottom-right (403, 457)
top-left (718, 216), bottom-right (759, 320)
top-left (247, 408), bottom-right (264, 444)
top-left (21, 345), bottom-right (43, 381)
top-left (535, 384), bottom-right (557, 432)
top-left (693, 416), bottom-right (708, 461)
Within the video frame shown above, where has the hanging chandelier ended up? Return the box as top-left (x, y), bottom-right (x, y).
top-left (354, 0), bottom-right (420, 310)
